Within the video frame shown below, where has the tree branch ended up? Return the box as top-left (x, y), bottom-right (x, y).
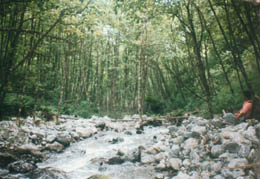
top-left (11, 10), bottom-right (66, 72)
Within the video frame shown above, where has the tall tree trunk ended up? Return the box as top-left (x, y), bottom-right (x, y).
top-left (195, 5), bottom-right (234, 94)
top-left (137, 43), bottom-right (143, 121)
top-left (231, 0), bottom-right (260, 74)
top-left (56, 44), bottom-right (68, 123)
top-left (224, 0), bottom-right (254, 93)
top-left (186, 1), bottom-right (213, 117)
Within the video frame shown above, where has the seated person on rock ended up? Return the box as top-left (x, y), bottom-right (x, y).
top-left (234, 90), bottom-right (253, 119)
top-left (223, 91), bottom-right (253, 124)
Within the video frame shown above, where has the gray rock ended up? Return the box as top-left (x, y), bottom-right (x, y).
top-left (8, 160), bottom-right (36, 173)
top-left (0, 168), bottom-right (9, 176)
top-left (223, 113), bottom-right (238, 124)
top-left (124, 131), bottom-right (132, 135)
top-left (169, 145), bottom-right (180, 157)
top-left (155, 173), bottom-right (165, 179)
top-left (221, 168), bottom-right (245, 178)
top-left (76, 127), bottom-right (97, 138)
top-left (141, 153), bottom-right (156, 164)
top-left (211, 145), bottom-right (224, 158)
top-left (210, 161), bottom-right (223, 173)
top-left (56, 132), bottom-right (72, 147)
top-left (109, 137), bottom-right (124, 144)
top-left (190, 132), bottom-right (201, 139)
top-left (46, 142), bottom-right (64, 152)
top-left (255, 126), bottom-right (260, 140)
top-left (200, 171), bottom-right (211, 179)
top-left (168, 158), bottom-right (182, 171)
top-left (0, 153), bottom-right (17, 168)
top-left (183, 138), bottom-right (199, 150)
top-left (169, 126), bottom-right (178, 133)
top-left (123, 147), bottom-right (142, 162)
top-left (46, 134), bottom-right (56, 143)
top-left (172, 136), bottom-right (184, 144)
top-left (190, 149), bottom-right (200, 163)
top-left (155, 152), bottom-right (167, 162)
top-left (212, 175), bottom-right (225, 179)
top-left (224, 143), bottom-right (240, 153)
top-left (191, 125), bottom-right (207, 135)
top-left (156, 159), bottom-right (167, 171)
top-left (190, 171), bottom-right (200, 179)
top-left (17, 144), bottom-right (44, 153)
top-left (227, 158), bottom-right (248, 168)
top-left (87, 174), bottom-right (110, 179)
top-left (29, 129), bottom-right (45, 138)
top-left (26, 167), bottom-right (68, 179)
top-left (171, 172), bottom-right (190, 179)
top-left (30, 134), bottom-right (37, 140)
top-left (238, 145), bottom-right (250, 158)
top-left (200, 161), bottom-right (211, 171)
top-left (219, 152), bottom-right (238, 161)
top-left (248, 149), bottom-right (257, 161)
top-left (182, 159), bottom-right (191, 168)
top-left (209, 120), bottom-right (226, 128)
top-left (95, 122), bottom-right (106, 131)
top-left (183, 131), bottom-right (192, 138)
top-left (107, 156), bottom-right (125, 165)
top-left (70, 131), bottom-right (80, 140)
top-left (243, 126), bottom-right (259, 143)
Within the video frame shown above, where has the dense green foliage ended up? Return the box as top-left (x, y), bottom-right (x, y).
top-left (0, 0), bottom-right (260, 120)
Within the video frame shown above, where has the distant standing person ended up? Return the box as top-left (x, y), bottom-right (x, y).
top-left (223, 91), bottom-right (253, 124)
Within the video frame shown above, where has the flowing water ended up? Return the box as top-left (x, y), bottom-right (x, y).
top-left (38, 124), bottom-right (169, 179)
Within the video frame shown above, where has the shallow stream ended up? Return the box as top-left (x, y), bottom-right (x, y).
top-left (38, 123), bottom-right (169, 179)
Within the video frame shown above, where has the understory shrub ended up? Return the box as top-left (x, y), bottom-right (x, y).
top-left (62, 100), bottom-right (98, 118)
top-left (2, 93), bottom-right (35, 117)
top-left (145, 96), bottom-right (165, 114)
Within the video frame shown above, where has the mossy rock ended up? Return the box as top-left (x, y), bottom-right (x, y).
top-left (87, 174), bottom-right (110, 179)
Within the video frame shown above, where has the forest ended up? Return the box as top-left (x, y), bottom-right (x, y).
top-left (1, 0), bottom-right (260, 121)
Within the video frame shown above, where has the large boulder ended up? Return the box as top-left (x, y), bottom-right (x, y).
top-left (76, 127), bottom-right (97, 138)
top-left (56, 132), bottom-right (73, 147)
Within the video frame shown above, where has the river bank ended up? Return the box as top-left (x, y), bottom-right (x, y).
top-left (0, 115), bottom-right (260, 179)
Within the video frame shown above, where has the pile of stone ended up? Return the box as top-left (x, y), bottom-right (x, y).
top-left (0, 116), bottom-right (100, 177)
top-left (0, 114), bottom-right (260, 179)
top-left (128, 116), bottom-right (260, 179)
top-left (0, 115), bottom-right (142, 178)
top-left (83, 115), bottom-right (260, 179)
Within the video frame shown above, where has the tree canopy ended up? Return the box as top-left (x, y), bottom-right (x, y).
top-left (0, 0), bottom-right (260, 120)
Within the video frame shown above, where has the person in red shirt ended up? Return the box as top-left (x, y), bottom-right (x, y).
top-left (223, 91), bottom-right (253, 124)
top-left (234, 91), bottom-right (253, 119)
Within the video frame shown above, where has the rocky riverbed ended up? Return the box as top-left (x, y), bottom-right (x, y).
top-left (0, 115), bottom-right (260, 179)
